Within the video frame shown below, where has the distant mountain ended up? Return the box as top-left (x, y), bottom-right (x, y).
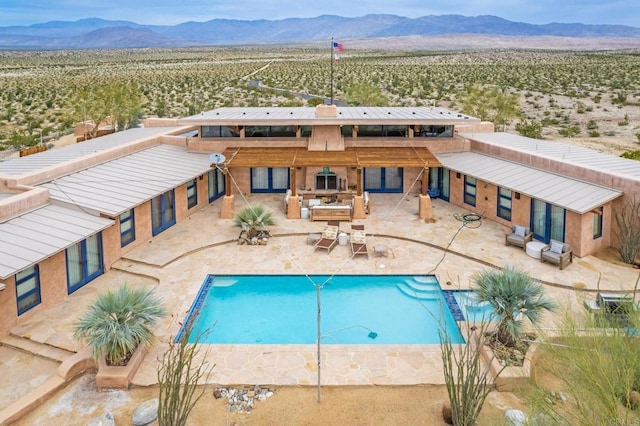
top-left (0, 14), bottom-right (638, 49)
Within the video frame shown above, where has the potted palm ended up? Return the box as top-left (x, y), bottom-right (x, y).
top-left (73, 284), bottom-right (165, 388)
top-left (471, 266), bottom-right (556, 391)
top-left (234, 205), bottom-right (275, 245)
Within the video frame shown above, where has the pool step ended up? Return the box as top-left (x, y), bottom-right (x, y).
top-left (412, 276), bottom-right (439, 285)
top-left (403, 279), bottom-right (440, 292)
top-left (396, 283), bottom-right (441, 301)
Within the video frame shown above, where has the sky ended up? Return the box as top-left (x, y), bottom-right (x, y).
top-left (1, 0), bottom-right (637, 27)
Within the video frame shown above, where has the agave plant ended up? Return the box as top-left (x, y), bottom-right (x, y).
top-left (73, 284), bottom-right (165, 366)
top-left (233, 205), bottom-right (275, 239)
top-left (472, 266), bottom-right (556, 347)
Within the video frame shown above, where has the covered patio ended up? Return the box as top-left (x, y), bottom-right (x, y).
top-left (218, 146), bottom-right (442, 220)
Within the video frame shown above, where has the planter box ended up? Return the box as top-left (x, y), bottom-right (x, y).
top-left (473, 330), bottom-right (540, 392)
top-left (96, 344), bottom-right (148, 389)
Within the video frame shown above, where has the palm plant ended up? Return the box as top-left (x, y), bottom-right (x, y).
top-left (233, 205), bottom-right (275, 239)
top-left (73, 284), bottom-right (165, 366)
top-left (472, 266), bottom-right (556, 347)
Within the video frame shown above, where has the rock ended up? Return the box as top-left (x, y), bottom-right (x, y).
top-left (630, 390), bottom-right (640, 409)
top-left (505, 409), bottom-right (527, 426)
top-left (213, 389), bottom-right (222, 399)
top-left (441, 400), bottom-right (453, 425)
top-left (88, 412), bottom-right (115, 426)
top-left (557, 392), bottom-right (567, 402)
top-left (133, 398), bottom-right (159, 426)
top-left (265, 391), bottom-right (274, 398)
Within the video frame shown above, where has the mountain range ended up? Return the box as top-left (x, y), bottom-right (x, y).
top-left (1, 14), bottom-right (639, 49)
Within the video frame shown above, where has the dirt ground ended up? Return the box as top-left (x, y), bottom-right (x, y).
top-left (15, 375), bottom-right (528, 425)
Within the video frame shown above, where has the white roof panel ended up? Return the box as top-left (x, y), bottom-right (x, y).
top-left (436, 151), bottom-right (622, 214)
top-left (39, 144), bottom-right (213, 216)
top-left (460, 132), bottom-right (640, 181)
top-left (0, 127), bottom-right (185, 176)
top-left (0, 204), bottom-right (113, 279)
top-left (182, 106), bottom-right (479, 124)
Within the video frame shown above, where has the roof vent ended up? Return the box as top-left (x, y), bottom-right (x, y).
top-left (363, 112), bottom-right (367, 115)
top-left (266, 112), bottom-right (270, 115)
top-left (216, 112), bottom-right (219, 115)
top-left (290, 111), bottom-right (293, 114)
top-left (412, 111), bottom-right (416, 114)
top-left (242, 112), bottom-right (246, 115)
top-left (388, 112), bottom-right (391, 114)
top-left (457, 114), bottom-right (462, 117)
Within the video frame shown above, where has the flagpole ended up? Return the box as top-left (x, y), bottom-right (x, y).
top-left (330, 37), bottom-right (334, 105)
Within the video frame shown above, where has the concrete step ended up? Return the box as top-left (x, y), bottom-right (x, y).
top-left (1, 335), bottom-right (75, 363)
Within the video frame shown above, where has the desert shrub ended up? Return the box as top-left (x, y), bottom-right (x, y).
top-left (515, 120), bottom-right (543, 139)
top-left (558, 125), bottom-right (580, 137)
top-left (73, 284), bottom-right (165, 366)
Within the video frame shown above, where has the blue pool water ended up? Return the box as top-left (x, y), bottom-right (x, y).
top-left (181, 275), bottom-right (466, 345)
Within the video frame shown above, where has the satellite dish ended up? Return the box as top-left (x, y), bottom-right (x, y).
top-left (209, 153), bottom-right (226, 165)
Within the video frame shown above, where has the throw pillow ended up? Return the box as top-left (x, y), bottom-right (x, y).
top-left (550, 241), bottom-right (564, 254)
top-left (514, 225), bottom-right (526, 237)
top-left (351, 230), bottom-right (366, 244)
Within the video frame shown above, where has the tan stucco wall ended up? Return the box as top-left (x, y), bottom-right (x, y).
top-left (0, 250), bottom-right (69, 337)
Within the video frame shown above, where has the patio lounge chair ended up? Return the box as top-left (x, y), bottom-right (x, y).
top-left (505, 224), bottom-right (533, 250)
top-left (540, 239), bottom-right (573, 270)
top-left (350, 224), bottom-right (368, 257)
top-left (315, 221), bottom-right (340, 253)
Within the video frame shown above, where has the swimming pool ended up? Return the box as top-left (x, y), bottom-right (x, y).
top-left (180, 274), bottom-right (467, 345)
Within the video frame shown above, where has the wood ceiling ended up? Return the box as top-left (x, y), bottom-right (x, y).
top-left (220, 147), bottom-right (441, 168)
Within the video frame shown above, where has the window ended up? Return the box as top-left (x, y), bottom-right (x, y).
top-left (464, 176), bottom-right (476, 207)
top-left (16, 265), bottom-right (41, 315)
top-left (497, 187), bottom-right (512, 221)
top-left (151, 190), bottom-right (176, 236)
top-left (245, 126), bottom-right (296, 137)
top-left (593, 206), bottom-right (603, 239)
top-left (187, 179), bottom-right (198, 209)
top-left (300, 126), bottom-right (312, 137)
top-left (417, 125), bottom-right (454, 137)
top-left (200, 126), bottom-right (240, 138)
top-left (341, 125), bottom-right (353, 137)
top-left (119, 209), bottom-right (135, 247)
top-left (66, 233), bottom-right (103, 294)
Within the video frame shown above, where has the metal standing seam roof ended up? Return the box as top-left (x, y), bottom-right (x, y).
top-left (0, 127), bottom-right (185, 176)
top-left (436, 151), bottom-right (622, 214)
top-left (0, 204), bottom-right (113, 279)
top-left (181, 106), bottom-right (478, 124)
top-left (39, 144), bottom-right (214, 217)
top-left (459, 132), bottom-right (640, 181)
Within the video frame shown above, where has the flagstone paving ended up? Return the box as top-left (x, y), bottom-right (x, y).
top-left (2, 193), bottom-right (638, 410)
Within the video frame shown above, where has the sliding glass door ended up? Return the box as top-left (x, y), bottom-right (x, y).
top-left (531, 199), bottom-right (566, 243)
top-left (151, 190), bottom-right (176, 236)
top-left (364, 167), bottom-right (403, 193)
top-left (66, 233), bottom-right (103, 294)
top-left (250, 167), bottom-right (289, 193)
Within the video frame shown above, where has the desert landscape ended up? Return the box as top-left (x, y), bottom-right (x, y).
top-left (0, 39), bottom-right (639, 158)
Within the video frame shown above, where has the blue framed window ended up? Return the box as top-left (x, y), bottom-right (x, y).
top-left (250, 167), bottom-right (289, 193)
top-left (364, 167), bottom-right (403, 193)
top-left (120, 209), bottom-right (135, 247)
top-left (497, 187), bottom-right (512, 221)
top-left (463, 176), bottom-right (476, 207)
top-left (66, 233), bottom-right (104, 294)
top-left (151, 190), bottom-right (176, 236)
top-left (531, 199), bottom-right (566, 243)
top-left (187, 179), bottom-right (198, 209)
top-left (208, 169), bottom-right (225, 202)
top-left (16, 265), bottom-right (41, 315)
top-left (593, 206), bottom-right (603, 239)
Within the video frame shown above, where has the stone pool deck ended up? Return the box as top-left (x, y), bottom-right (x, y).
top-left (1, 193), bottom-right (638, 413)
